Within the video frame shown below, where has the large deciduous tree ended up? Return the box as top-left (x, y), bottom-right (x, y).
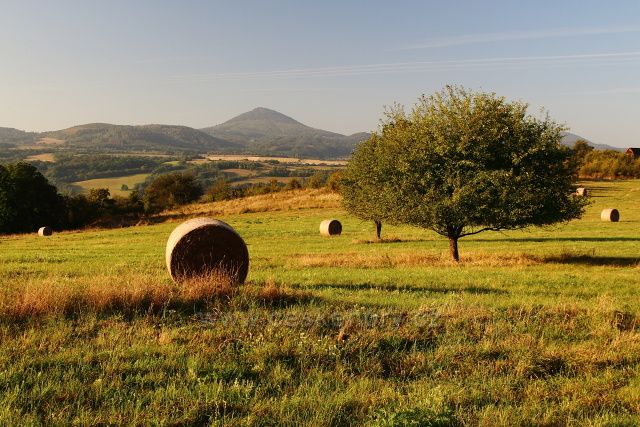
top-left (341, 86), bottom-right (588, 260)
top-left (0, 162), bottom-right (65, 233)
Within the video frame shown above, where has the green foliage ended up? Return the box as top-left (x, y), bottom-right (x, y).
top-left (205, 178), bottom-right (233, 202)
top-left (579, 149), bottom-right (640, 178)
top-left (341, 130), bottom-right (401, 238)
top-left (370, 407), bottom-right (455, 427)
top-left (143, 173), bottom-right (203, 212)
top-left (572, 139), bottom-right (594, 164)
top-left (306, 170), bottom-right (331, 189)
top-left (0, 162), bottom-right (65, 233)
top-left (342, 87), bottom-right (588, 260)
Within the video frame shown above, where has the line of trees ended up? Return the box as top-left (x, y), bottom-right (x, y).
top-left (571, 141), bottom-right (640, 179)
top-left (0, 162), bottom-right (143, 234)
top-left (0, 162), bottom-right (341, 234)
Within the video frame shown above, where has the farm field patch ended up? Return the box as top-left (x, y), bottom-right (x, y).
top-left (72, 173), bottom-right (150, 196)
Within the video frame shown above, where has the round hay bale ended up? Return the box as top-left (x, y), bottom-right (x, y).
top-left (576, 187), bottom-right (588, 197)
top-left (38, 226), bottom-right (52, 236)
top-left (601, 208), bottom-right (620, 222)
top-left (320, 219), bottom-right (342, 237)
top-left (165, 217), bottom-right (249, 283)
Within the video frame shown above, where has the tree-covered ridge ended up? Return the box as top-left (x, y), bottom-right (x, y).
top-left (201, 107), bottom-right (370, 159)
top-left (0, 127), bottom-right (38, 145)
top-left (41, 123), bottom-right (240, 153)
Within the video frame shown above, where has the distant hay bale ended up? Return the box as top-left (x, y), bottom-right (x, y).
top-left (38, 227), bottom-right (52, 237)
top-left (601, 208), bottom-right (620, 222)
top-left (165, 217), bottom-right (249, 283)
top-left (320, 219), bottom-right (342, 236)
top-left (576, 187), bottom-right (588, 197)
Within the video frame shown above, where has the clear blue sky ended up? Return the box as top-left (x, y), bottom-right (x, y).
top-left (1, 0), bottom-right (638, 147)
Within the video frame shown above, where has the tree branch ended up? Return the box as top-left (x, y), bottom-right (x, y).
top-left (458, 226), bottom-right (503, 238)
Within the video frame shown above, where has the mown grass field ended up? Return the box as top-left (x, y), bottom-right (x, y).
top-left (73, 173), bottom-right (150, 196)
top-left (0, 180), bottom-right (639, 425)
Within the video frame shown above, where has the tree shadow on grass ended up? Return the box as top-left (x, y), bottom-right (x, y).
top-left (543, 254), bottom-right (640, 267)
top-left (352, 237), bottom-right (436, 244)
top-left (469, 237), bottom-right (640, 243)
top-left (302, 282), bottom-right (508, 295)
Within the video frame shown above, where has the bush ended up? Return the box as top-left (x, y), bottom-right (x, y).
top-left (143, 173), bottom-right (203, 213)
top-left (204, 179), bottom-right (233, 202)
top-left (306, 170), bottom-right (330, 189)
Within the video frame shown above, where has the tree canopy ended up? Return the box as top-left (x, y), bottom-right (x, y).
top-left (341, 86), bottom-right (588, 260)
top-left (143, 173), bottom-right (203, 213)
top-left (0, 162), bottom-right (65, 233)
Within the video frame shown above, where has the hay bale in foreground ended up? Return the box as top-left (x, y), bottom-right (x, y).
top-left (601, 208), bottom-right (620, 222)
top-left (320, 219), bottom-right (342, 236)
top-left (38, 227), bottom-right (52, 237)
top-left (166, 217), bottom-right (249, 283)
top-left (576, 187), bottom-right (588, 197)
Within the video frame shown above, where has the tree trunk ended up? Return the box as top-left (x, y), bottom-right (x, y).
top-left (374, 220), bottom-right (382, 240)
top-left (449, 237), bottom-right (460, 262)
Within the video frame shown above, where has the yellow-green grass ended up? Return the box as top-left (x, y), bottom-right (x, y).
top-left (72, 173), bottom-right (150, 196)
top-left (24, 152), bottom-right (55, 162)
top-left (0, 180), bottom-right (639, 425)
top-left (235, 176), bottom-right (301, 185)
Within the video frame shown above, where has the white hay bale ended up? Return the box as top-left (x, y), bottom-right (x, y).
top-left (320, 219), bottom-right (342, 237)
top-left (165, 217), bottom-right (249, 283)
top-left (38, 226), bottom-right (52, 236)
top-left (575, 187), bottom-right (588, 197)
top-left (601, 208), bottom-right (620, 222)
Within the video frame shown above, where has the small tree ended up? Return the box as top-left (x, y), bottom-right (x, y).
top-left (143, 173), bottom-right (202, 213)
top-left (340, 125), bottom-right (405, 239)
top-left (342, 87), bottom-right (588, 259)
top-left (205, 178), bottom-right (232, 202)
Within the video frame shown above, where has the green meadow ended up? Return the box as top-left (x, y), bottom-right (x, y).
top-left (72, 173), bottom-right (151, 197)
top-left (0, 180), bottom-right (639, 425)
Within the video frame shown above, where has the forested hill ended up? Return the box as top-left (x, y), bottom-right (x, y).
top-left (0, 116), bottom-right (621, 159)
top-left (201, 107), bottom-right (369, 159)
top-left (0, 127), bottom-right (38, 146)
top-left (560, 132), bottom-right (623, 152)
top-left (39, 123), bottom-right (240, 153)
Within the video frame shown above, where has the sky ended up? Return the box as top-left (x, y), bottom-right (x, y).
top-left (0, 0), bottom-right (639, 147)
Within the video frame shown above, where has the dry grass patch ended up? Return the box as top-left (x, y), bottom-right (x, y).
top-left (291, 252), bottom-right (542, 269)
top-left (0, 272), bottom-right (235, 322)
top-left (246, 278), bottom-right (314, 307)
top-left (164, 188), bottom-right (340, 217)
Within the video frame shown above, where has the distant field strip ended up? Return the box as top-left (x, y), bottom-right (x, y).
top-left (73, 173), bottom-right (150, 196)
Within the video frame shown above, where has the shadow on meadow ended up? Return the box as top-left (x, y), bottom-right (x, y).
top-left (469, 237), bottom-right (640, 243)
top-left (543, 254), bottom-right (640, 267)
top-left (301, 282), bottom-right (508, 295)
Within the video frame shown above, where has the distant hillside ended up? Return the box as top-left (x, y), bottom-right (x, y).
top-left (201, 107), bottom-right (369, 159)
top-left (561, 132), bottom-right (623, 152)
top-left (1, 117), bottom-right (624, 159)
top-left (40, 123), bottom-right (239, 153)
top-left (0, 127), bottom-right (37, 146)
